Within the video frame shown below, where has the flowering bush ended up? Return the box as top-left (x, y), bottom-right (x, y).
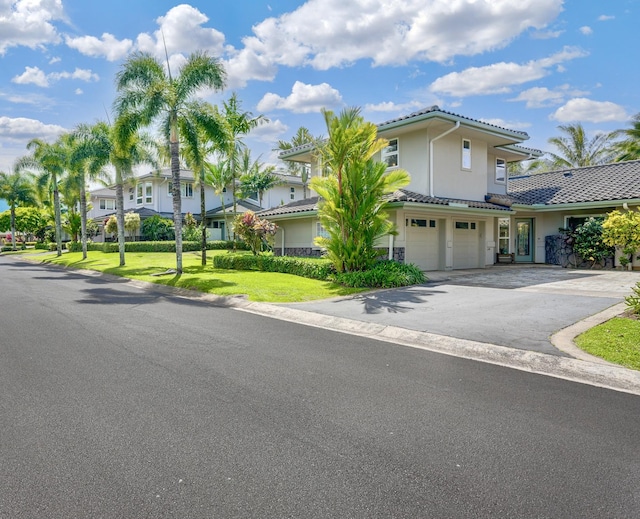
top-left (233, 211), bottom-right (278, 255)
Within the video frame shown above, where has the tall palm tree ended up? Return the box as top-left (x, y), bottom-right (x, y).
top-left (216, 93), bottom-right (265, 240)
top-left (612, 112), bottom-right (640, 162)
top-left (15, 138), bottom-right (67, 256)
top-left (545, 123), bottom-right (615, 169)
top-left (115, 50), bottom-right (226, 274)
top-left (204, 158), bottom-right (233, 241)
top-left (0, 170), bottom-right (38, 250)
top-left (177, 100), bottom-right (228, 265)
top-left (275, 126), bottom-right (321, 199)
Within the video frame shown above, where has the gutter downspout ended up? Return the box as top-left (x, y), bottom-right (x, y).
top-left (429, 121), bottom-right (460, 197)
top-left (281, 227), bottom-right (285, 256)
top-left (388, 233), bottom-right (394, 261)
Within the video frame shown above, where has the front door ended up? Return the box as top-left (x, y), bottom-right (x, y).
top-left (515, 219), bottom-right (534, 262)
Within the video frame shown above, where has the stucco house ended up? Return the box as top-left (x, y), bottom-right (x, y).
top-left (259, 106), bottom-right (640, 271)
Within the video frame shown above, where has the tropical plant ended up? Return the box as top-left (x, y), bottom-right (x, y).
top-left (15, 138), bottom-right (67, 256)
top-left (0, 171), bottom-right (38, 250)
top-left (612, 112), bottom-right (640, 162)
top-left (124, 211), bottom-right (140, 239)
top-left (566, 217), bottom-right (614, 268)
top-left (233, 210), bottom-right (277, 255)
top-left (204, 159), bottom-right (233, 240)
top-left (544, 123), bottom-right (616, 169)
top-left (140, 215), bottom-right (175, 241)
top-left (182, 212), bottom-right (200, 241)
top-left (115, 50), bottom-right (226, 274)
top-left (177, 100), bottom-right (228, 264)
top-left (238, 150), bottom-right (283, 207)
top-left (311, 107), bottom-right (411, 272)
top-left (0, 207), bottom-right (47, 243)
top-left (275, 126), bottom-right (321, 198)
top-left (105, 215), bottom-right (118, 237)
top-left (602, 208), bottom-right (640, 269)
top-left (216, 93), bottom-right (265, 239)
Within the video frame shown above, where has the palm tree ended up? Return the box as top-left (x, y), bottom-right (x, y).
top-left (275, 126), bottom-right (321, 198)
top-left (115, 50), bottom-right (226, 274)
top-left (612, 113), bottom-right (640, 162)
top-left (216, 93), bottom-right (265, 240)
top-left (177, 100), bottom-right (228, 265)
top-left (545, 123), bottom-right (615, 169)
top-left (238, 150), bottom-right (283, 208)
top-left (0, 170), bottom-right (38, 250)
top-left (15, 138), bottom-right (67, 256)
top-left (204, 158), bottom-right (233, 240)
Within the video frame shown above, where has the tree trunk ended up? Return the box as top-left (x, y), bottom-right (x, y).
top-left (200, 173), bottom-right (207, 266)
top-left (10, 206), bottom-right (17, 251)
top-left (80, 180), bottom-right (88, 260)
top-left (115, 171), bottom-right (126, 266)
top-left (170, 117), bottom-right (182, 274)
top-left (53, 174), bottom-right (63, 257)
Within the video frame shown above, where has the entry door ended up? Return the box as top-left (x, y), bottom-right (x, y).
top-left (515, 219), bottom-right (534, 262)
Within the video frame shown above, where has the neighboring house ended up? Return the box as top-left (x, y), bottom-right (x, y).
top-left (90, 168), bottom-right (305, 241)
top-left (261, 105), bottom-right (640, 271)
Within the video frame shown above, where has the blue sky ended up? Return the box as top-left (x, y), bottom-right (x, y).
top-left (0, 0), bottom-right (638, 205)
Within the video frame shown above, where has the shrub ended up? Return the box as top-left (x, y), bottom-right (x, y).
top-left (625, 282), bottom-right (640, 315)
top-left (141, 215), bottom-right (175, 241)
top-left (67, 241), bottom-right (83, 252)
top-left (332, 260), bottom-right (426, 288)
top-left (34, 242), bottom-right (48, 250)
top-left (233, 211), bottom-right (278, 255)
top-left (563, 217), bottom-right (614, 268)
top-left (86, 240), bottom-right (245, 254)
top-left (213, 253), bottom-right (335, 280)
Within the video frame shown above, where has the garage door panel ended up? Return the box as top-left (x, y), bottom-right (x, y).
top-left (453, 221), bottom-right (479, 269)
top-left (406, 218), bottom-right (439, 270)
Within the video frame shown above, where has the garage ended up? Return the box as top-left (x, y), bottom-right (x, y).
top-left (453, 220), bottom-right (480, 269)
top-left (405, 217), bottom-right (440, 270)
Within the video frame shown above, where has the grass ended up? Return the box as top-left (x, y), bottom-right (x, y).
top-left (575, 316), bottom-right (640, 371)
top-left (33, 249), bottom-right (364, 303)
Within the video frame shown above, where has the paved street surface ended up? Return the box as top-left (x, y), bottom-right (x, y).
top-left (283, 266), bottom-right (640, 355)
top-left (1, 257), bottom-right (640, 518)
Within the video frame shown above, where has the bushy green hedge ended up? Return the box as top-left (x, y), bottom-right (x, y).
top-left (332, 260), bottom-right (426, 288)
top-left (34, 242), bottom-right (49, 250)
top-left (84, 240), bottom-right (247, 253)
top-left (213, 253), bottom-right (336, 280)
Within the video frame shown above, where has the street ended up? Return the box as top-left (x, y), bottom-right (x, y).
top-left (1, 256), bottom-right (639, 518)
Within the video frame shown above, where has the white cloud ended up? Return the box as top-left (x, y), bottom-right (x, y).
top-left (579, 26), bottom-right (593, 35)
top-left (429, 47), bottom-right (588, 97)
top-left (11, 66), bottom-right (99, 87)
top-left (235, 0), bottom-right (563, 71)
top-left (0, 116), bottom-right (66, 142)
top-left (257, 81), bottom-right (342, 113)
top-left (75, 88), bottom-right (83, 95)
top-left (364, 101), bottom-right (424, 113)
top-left (598, 15), bottom-right (615, 21)
top-left (48, 56), bottom-right (61, 64)
top-left (479, 118), bottom-right (531, 130)
top-left (531, 29), bottom-right (564, 40)
top-left (0, 0), bottom-right (65, 55)
top-left (248, 118), bottom-right (288, 143)
top-left (511, 84), bottom-right (589, 108)
top-left (64, 33), bottom-right (133, 61)
top-left (550, 98), bottom-right (628, 123)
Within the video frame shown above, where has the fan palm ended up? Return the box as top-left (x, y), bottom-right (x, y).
top-left (115, 50), bottom-right (226, 274)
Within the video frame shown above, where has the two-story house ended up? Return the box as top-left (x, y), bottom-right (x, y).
top-left (261, 106), bottom-right (543, 270)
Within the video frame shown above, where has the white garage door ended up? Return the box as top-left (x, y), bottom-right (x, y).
top-left (453, 221), bottom-right (480, 269)
top-left (405, 218), bottom-right (440, 270)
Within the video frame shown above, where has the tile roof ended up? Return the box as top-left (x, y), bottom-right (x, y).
top-left (507, 160), bottom-right (640, 205)
top-left (258, 189), bottom-right (511, 218)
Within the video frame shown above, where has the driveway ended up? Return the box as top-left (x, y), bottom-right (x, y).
top-left (282, 266), bottom-right (640, 356)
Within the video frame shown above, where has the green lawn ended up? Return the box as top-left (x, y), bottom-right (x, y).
top-left (575, 317), bottom-right (640, 371)
top-left (34, 250), bottom-right (364, 303)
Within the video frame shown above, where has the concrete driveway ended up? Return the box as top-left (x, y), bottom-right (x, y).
top-left (283, 266), bottom-right (640, 356)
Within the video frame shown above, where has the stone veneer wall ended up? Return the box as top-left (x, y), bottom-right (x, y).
top-left (545, 234), bottom-right (614, 269)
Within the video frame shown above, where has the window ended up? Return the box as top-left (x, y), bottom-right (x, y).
top-left (290, 187), bottom-right (295, 200)
top-left (455, 221), bottom-right (469, 230)
top-left (409, 218), bottom-right (427, 227)
top-left (99, 199), bottom-right (116, 210)
top-left (167, 182), bottom-right (194, 198)
top-left (462, 139), bottom-right (471, 170)
top-left (145, 183), bottom-right (152, 204)
top-left (498, 218), bottom-right (510, 254)
top-left (496, 158), bottom-right (506, 183)
top-left (382, 138), bottom-right (399, 168)
top-left (128, 187), bottom-right (134, 201)
top-left (316, 222), bottom-right (330, 239)
top-left (136, 184), bottom-right (143, 204)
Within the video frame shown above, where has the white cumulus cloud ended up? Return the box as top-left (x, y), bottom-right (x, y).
top-left (257, 81), bottom-right (343, 113)
top-left (511, 84), bottom-right (589, 108)
top-left (0, 116), bottom-right (66, 142)
top-left (550, 98), bottom-right (628, 123)
top-left (579, 26), bottom-right (593, 35)
top-left (64, 33), bottom-right (133, 62)
top-left (11, 66), bottom-right (99, 87)
top-left (0, 0), bottom-right (65, 55)
top-left (248, 118), bottom-right (288, 143)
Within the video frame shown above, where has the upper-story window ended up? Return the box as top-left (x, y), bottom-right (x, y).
top-left (128, 187), bottom-right (134, 201)
top-left (462, 139), bottom-right (471, 170)
top-left (137, 182), bottom-right (152, 204)
top-left (290, 187), bottom-right (295, 200)
top-left (382, 138), bottom-right (399, 168)
top-left (136, 184), bottom-right (143, 204)
top-left (167, 182), bottom-right (194, 198)
top-left (496, 158), bottom-right (506, 183)
top-left (99, 199), bottom-right (116, 210)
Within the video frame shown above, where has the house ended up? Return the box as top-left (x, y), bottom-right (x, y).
top-left (91, 168), bottom-right (306, 241)
top-left (260, 106), bottom-right (640, 271)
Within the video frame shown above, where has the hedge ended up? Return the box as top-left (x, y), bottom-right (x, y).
top-left (213, 253), bottom-right (335, 280)
top-left (67, 240), bottom-right (248, 253)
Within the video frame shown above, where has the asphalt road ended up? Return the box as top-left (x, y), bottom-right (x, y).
top-left (1, 256), bottom-right (639, 518)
